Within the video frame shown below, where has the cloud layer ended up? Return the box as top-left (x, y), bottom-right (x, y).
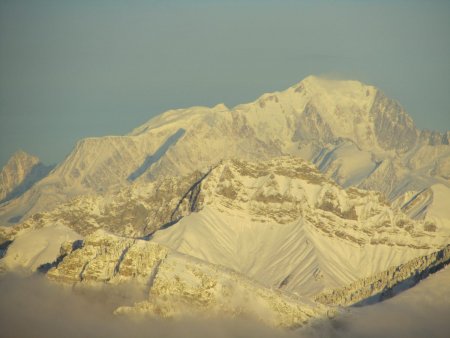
top-left (1, 268), bottom-right (449, 338)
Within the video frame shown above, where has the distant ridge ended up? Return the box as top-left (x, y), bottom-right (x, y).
top-left (0, 76), bottom-right (448, 231)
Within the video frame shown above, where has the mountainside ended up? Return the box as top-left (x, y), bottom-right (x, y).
top-left (1, 76), bottom-right (448, 229)
top-left (3, 157), bottom-right (446, 260)
top-left (40, 229), bottom-right (450, 327)
top-left (2, 157), bottom-right (449, 323)
top-left (148, 158), bottom-right (448, 297)
top-left (44, 229), bottom-right (329, 328)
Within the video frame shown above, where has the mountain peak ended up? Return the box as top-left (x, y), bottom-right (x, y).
top-left (296, 75), bottom-right (376, 98)
top-left (0, 150), bottom-right (53, 205)
top-left (8, 149), bottom-right (39, 163)
top-left (0, 150), bottom-right (41, 202)
top-left (212, 103), bottom-right (228, 111)
top-left (2, 150), bottom-right (40, 176)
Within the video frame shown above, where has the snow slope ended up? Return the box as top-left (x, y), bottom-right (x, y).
top-left (149, 157), bottom-right (447, 297)
top-left (1, 224), bottom-right (81, 271)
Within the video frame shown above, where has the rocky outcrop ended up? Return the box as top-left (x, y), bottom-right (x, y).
top-left (315, 244), bottom-right (450, 306)
top-left (371, 91), bottom-right (418, 153)
top-left (46, 230), bottom-right (329, 328)
top-left (6, 170), bottom-right (205, 239)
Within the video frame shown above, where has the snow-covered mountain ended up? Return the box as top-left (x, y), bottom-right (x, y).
top-left (2, 156), bottom-right (449, 326)
top-left (3, 157), bottom-right (446, 258)
top-left (1, 76), bottom-right (449, 329)
top-left (1, 76), bottom-right (449, 229)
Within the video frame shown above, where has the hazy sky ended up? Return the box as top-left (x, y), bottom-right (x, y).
top-left (1, 0), bottom-right (449, 167)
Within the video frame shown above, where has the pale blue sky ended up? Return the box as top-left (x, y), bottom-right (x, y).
top-left (1, 0), bottom-right (449, 167)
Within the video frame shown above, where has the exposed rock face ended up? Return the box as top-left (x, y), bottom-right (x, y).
top-left (292, 102), bottom-right (335, 143)
top-left (315, 244), bottom-right (450, 306)
top-left (371, 91), bottom-right (418, 153)
top-left (46, 230), bottom-right (328, 328)
top-left (47, 230), bottom-right (167, 284)
top-left (3, 170), bottom-right (204, 240)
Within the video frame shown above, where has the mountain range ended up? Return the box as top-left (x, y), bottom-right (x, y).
top-left (0, 76), bottom-right (449, 329)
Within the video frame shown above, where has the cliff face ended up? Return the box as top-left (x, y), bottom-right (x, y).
top-left (315, 244), bottom-right (450, 307)
top-left (44, 230), bottom-right (329, 328)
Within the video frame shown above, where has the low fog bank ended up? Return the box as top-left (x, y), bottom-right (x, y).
top-left (1, 268), bottom-right (450, 338)
top-left (303, 266), bottom-right (450, 338)
top-left (347, 266), bottom-right (450, 338)
top-left (0, 273), bottom-right (292, 338)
